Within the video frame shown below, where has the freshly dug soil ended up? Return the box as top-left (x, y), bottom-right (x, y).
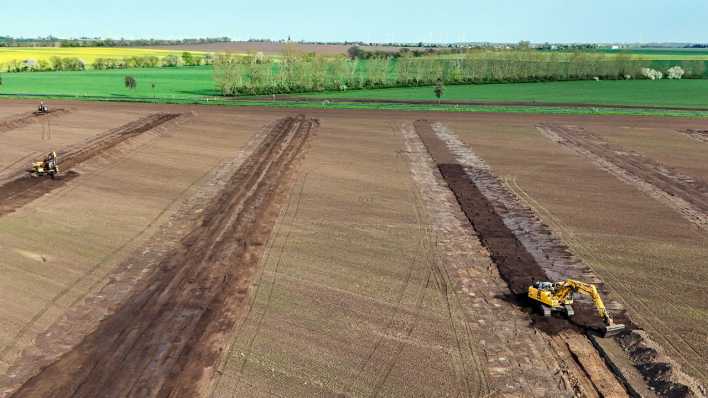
top-left (11, 115), bottom-right (316, 398)
top-left (414, 120), bottom-right (616, 334)
top-left (0, 172), bottom-right (79, 216)
top-left (416, 120), bottom-right (697, 397)
top-left (0, 113), bottom-right (179, 217)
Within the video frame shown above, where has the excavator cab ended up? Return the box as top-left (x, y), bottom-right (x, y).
top-left (30, 152), bottom-right (59, 179)
top-left (529, 279), bottom-right (625, 337)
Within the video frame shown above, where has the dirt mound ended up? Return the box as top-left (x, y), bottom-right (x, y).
top-left (11, 115), bottom-right (316, 398)
top-left (415, 120), bottom-right (700, 397)
top-left (414, 120), bottom-right (620, 334)
top-left (0, 172), bottom-right (79, 217)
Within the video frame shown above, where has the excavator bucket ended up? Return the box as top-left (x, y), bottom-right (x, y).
top-left (602, 323), bottom-right (626, 337)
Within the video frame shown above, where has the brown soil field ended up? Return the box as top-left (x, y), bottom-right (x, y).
top-left (444, 113), bottom-right (708, 391)
top-left (0, 100), bottom-right (705, 397)
top-left (142, 41), bottom-right (429, 55)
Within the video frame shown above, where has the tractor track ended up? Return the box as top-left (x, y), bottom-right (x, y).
top-left (10, 115), bottom-right (316, 398)
top-left (677, 129), bottom-right (708, 143)
top-left (0, 113), bottom-right (180, 217)
top-left (0, 109), bottom-right (70, 135)
top-left (539, 124), bottom-right (708, 232)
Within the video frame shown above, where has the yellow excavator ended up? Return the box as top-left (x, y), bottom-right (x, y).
top-left (528, 279), bottom-right (625, 337)
top-left (30, 151), bottom-right (59, 179)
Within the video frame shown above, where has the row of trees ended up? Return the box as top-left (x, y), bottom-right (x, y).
top-left (92, 52), bottom-right (214, 70)
top-left (214, 50), bottom-right (707, 96)
top-left (4, 56), bottom-right (85, 72)
top-left (2, 52), bottom-right (215, 72)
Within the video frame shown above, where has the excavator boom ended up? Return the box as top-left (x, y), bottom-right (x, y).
top-left (528, 279), bottom-right (625, 337)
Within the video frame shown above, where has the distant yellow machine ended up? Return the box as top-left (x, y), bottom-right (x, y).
top-left (30, 151), bottom-right (59, 178)
top-left (528, 279), bottom-right (625, 336)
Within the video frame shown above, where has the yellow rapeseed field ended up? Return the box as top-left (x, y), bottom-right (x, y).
top-left (0, 47), bottom-right (205, 64)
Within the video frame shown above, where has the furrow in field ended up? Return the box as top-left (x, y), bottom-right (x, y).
top-left (0, 109), bottom-right (71, 135)
top-left (539, 124), bottom-right (708, 231)
top-left (0, 113), bottom-right (180, 217)
top-left (10, 115), bottom-right (316, 398)
top-left (414, 119), bottom-right (702, 398)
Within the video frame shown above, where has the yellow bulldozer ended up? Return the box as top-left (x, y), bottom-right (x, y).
top-left (528, 279), bottom-right (625, 337)
top-left (30, 151), bottom-right (59, 179)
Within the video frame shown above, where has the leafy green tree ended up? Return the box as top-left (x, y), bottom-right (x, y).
top-left (434, 79), bottom-right (444, 103)
top-left (124, 76), bottom-right (137, 90)
top-left (49, 56), bottom-right (63, 71)
top-left (182, 52), bottom-right (194, 66)
top-left (162, 55), bottom-right (182, 67)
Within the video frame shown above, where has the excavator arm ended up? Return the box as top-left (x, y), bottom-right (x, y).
top-left (559, 280), bottom-right (611, 323)
top-left (529, 279), bottom-right (625, 336)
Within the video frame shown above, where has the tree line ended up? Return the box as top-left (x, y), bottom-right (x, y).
top-left (2, 52), bottom-right (214, 72)
top-left (214, 50), bottom-right (707, 96)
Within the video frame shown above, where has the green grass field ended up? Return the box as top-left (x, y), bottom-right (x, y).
top-left (304, 79), bottom-right (708, 108)
top-left (0, 66), bottom-right (218, 100)
top-left (2, 66), bottom-right (708, 117)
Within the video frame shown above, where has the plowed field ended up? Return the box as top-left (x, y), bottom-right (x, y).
top-left (0, 100), bottom-right (705, 397)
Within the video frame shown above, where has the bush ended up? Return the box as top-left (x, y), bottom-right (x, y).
top-left (666, 66), bottom-right (685, 79)
top-left (60, 57), bottom-right (85, 71)
top-left (641, 67), bottom-right (663, 80)
top-left (162, 55), bottom-right (182, 67)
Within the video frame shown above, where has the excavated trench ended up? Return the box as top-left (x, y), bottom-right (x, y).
top-left (0, 113), bottom-right (180, 217)
top-left (414, 120), bottom-right (696, 397)
top-left (414, 120), bottom-right (615, 333)
top-left (11, 115), bottom-right (316, 398)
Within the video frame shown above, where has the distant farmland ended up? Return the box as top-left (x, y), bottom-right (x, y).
top-left (0, 47), bottom-right (205, 68)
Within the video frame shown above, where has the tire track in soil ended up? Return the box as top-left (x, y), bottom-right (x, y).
top-left (10, 115), bottom-right (316, 398)
top-left (230, 170), bottom-right (310, 391)
top-left (405, 162), bottom-right (483, 398)
top-left (677, 129), bottom-right (708, 143)
top-left (0, 113), bottom-right (180, 218)
top-left (504, 175), bottom-right (708, 384)
top-left (353, 124), bottom-right (438, 397)
top-left (413, 120), bottom-right (631, 398)
top-left (207, 117), bottom-right (308, 396)
top-left (538, 124), bottom-right (708, 232)
top-left (402, 124), bottom-right (503, 397)
top-left (0, 109), bottom-right (70, 135)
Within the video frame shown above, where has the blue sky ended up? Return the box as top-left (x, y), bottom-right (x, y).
top-left (3, 0), bottom-right (706, 43)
